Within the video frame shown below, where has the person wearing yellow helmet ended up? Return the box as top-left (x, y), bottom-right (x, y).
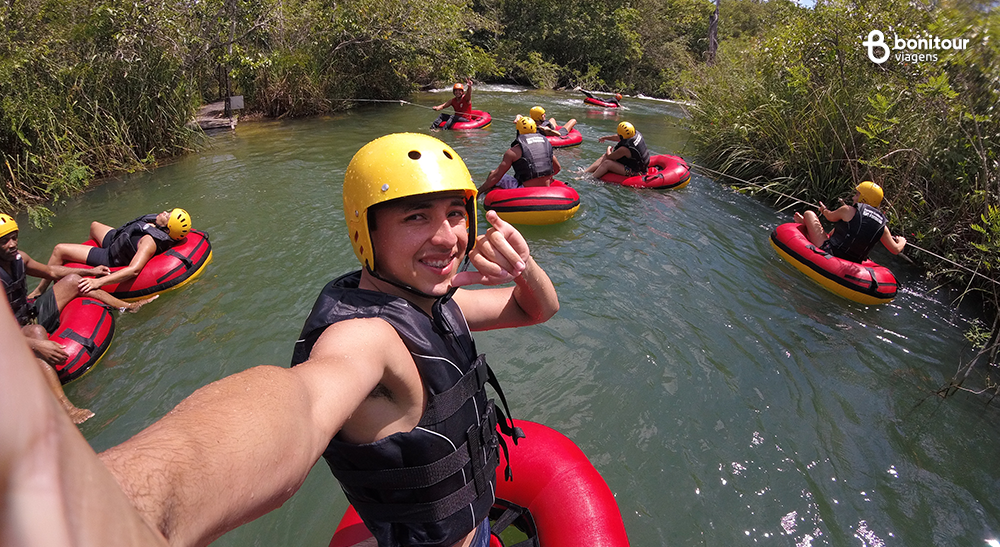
top-left (793, 180), bottom-right (907, 263)
top-left (31, 208), bottom-right (191, 297)
top-left (0, 134), bottom-right (558, 546)
top-left (1, 213), bottom-right (156, 424)
top-left (480, 115), bottom-right (562, 193)
top-left (431, 77), bottom-right (474, 129)
top-left (585, 120), bottom-right (651, 178)
top-left (528, 105), bottom-right (578, 138)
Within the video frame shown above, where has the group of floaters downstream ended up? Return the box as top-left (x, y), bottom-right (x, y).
top-left (429, 83), bottom-right (691, 227)
top-left (430, 81), bottom-right (905, 308)
top-left (46, 213), bottom-right (213, 384)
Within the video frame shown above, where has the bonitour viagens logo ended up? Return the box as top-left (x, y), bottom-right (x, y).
top-left (862, 30), bottom-right (970, 64)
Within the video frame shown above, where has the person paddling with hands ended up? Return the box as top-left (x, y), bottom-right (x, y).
top-left (0, 133), bottom-right (559, 547)
top-left (793, 181), bottom-right (906, 263)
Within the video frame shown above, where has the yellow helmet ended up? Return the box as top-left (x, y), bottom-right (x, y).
top-left (617, 121), bottom-right (636, 139)
top-left (343, 133), bottom-right (477, 271)
top-left (0, 214), bottom-right (17, 238)
top-left (529, 106), bottom-right (546, 122)
top-left (855, 181), bottom-right (884, 207)
top-left (516, 116), bottom-right (537, 135)
top-left (167, 208), bottom-right (192, 240)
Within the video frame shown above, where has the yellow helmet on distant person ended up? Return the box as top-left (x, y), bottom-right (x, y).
top-left (855, 181), bottom-right (884, 207)
top-left (617, 121), bottom-right (636, 139)
top-left (0, 214), bottom-right (17, 238)
top-left (529, 106), bottom-right (546, 122)
top-left (343, 133), bottom-right (477, 272)
top-left (516, 116), bottom-right (537, 135)
top-left (167, 208), bottom-right (192, 240)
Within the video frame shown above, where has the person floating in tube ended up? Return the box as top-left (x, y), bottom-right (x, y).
top-left (793, 181), bottom-right (907, 263)
top-left (480, 115), bottom-right (561, 192)
top-left (431, 78), bottom-right (474, 129)
top-left (586, 121), bottom-right (650, 179)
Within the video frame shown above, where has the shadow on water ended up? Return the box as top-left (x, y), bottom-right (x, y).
top-left (12, 87), bottom-right (1000, 547)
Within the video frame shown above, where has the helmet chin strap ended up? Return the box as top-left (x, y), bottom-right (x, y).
top-left (365, 255), bottom-right (471, 305)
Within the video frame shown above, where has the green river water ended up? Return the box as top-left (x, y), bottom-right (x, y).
top-left (13, 87), bottom-right (1000, 546)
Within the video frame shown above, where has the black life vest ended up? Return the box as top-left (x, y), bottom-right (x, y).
top-left (291, 271), bottom-right (523, 547)
top-left (825, 203), bottom-right (888, 263)
top-left (510, 134), bottom-right (554, 183)
top-left (106, 214), bottom-right (175, 267)
top-left (1, 253), bottom-right (30, 326)
top-left (613, 131), bottom-right (650, 173)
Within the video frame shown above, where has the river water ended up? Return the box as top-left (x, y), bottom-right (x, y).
top-left (15, 87), bottom-right (1000, 546)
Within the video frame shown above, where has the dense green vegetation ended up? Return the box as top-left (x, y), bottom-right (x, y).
top-left (683, 0), bottom-right (999, 393)
top-left (2, 0), bottom-right (999, 387)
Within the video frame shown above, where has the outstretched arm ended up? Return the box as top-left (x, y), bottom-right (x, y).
top-left (452, 211), bottom-right (559, 330)
top-left (79, 236), bottom-right (157, 292)
top-left (433, 98), bottom-right (454, 111)
top-left (0, 303), bottom-right (168, 547)
top-left (98, 320), bottom-right (390, 546)
top-left (881, 227), bottom-right (907, 254)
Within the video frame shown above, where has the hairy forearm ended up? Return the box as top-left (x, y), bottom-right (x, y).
top-left (1, 310), bottom-right (168, 547)
top-left (99, 366), bottom-right (327, 547)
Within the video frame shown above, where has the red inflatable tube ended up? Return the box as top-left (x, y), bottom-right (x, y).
top-left (329, 420), bottom-right (628, 547)
top-left (433, 110), bottom-right (492, 130)
top-left (68, 230), bottom-right (213, 301)
top-left (49, 296), bottom-right (115, 384)
top-left (583, 96), bottom-right (620, 108)
top-left (770, 222), bottom-right (898, 305)
top-left (546, 127), bottom-right (583, 148)
top-left (599, 154), bottom-right (691, 190)
top-left (483, 180), bottom-right (581, 225)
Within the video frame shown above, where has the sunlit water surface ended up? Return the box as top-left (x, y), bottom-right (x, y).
top-left (15, 87), bottom-right (1000, 546)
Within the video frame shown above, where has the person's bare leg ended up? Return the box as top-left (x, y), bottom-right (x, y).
top-left (35, 357), bottom-right (93, 424)
top-left (794, 210), bottom-right (828, 247)
top-left (21, 324), bottom-right (93, 425)
top-left (591, 159), bottom-right (629, 179)
top-left (564, 118), bottom-right (577, 132)
top-left (31, 243), bottom-right (94, 297)
top-left (53, 274), bottom-right (158, 312)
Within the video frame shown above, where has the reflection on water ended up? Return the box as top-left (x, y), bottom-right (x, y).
top-left (12, 88), bottom-right (1000, 546)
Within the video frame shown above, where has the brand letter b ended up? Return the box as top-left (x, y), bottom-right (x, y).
top-left (863, 30), bottom-right (890, 64)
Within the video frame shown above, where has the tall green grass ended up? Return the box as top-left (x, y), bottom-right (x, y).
top-left (683, 0), bottom-right (999, 394)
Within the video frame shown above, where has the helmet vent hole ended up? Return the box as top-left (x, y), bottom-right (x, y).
top-left (408, 151), bottom-right (421, 160)
top-left (443, 150), bottom-right (453, 160)
top-left (353, 231), bottom-right (359, 243)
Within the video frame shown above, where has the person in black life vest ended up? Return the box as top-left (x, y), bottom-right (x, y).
top-left (0, 133), bottom-right (559, 546)
top-left (793, 181), bottom-right (907, 262)
top-left (31, 208), bottom-right (192, 297)
top-left (586, 121), bottom-right (650, 179)
top-left (479, 116), bottom-right (562, 193)
top-left (1, 214), bottom-right (156, 424)
top-left (528, 106), bottom-right (577, 137)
